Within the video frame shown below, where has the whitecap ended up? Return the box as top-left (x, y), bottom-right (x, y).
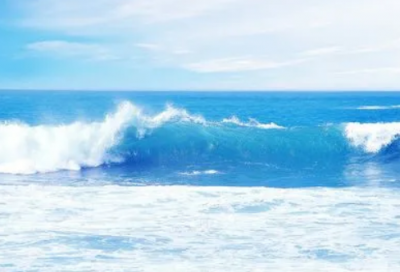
top-left (222, 116), bottom-right (284, 129)
top-left (344, 122), bottom-right (400, 153)
top-left (179, 169), bottom-right (222, 176)
top-left (357, 105), bottom-right (400, 110)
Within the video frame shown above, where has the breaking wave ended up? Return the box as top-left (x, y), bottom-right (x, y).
top-left (222, 116), bottom-right (284, 129)
top-left (344, 122), bottom-right (400, 153)
top-left (0, 102), bottom-right (207, 174)
top-left (1, 101), bottom-right (400, 175)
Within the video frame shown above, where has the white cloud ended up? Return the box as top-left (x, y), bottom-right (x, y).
top-left (185, 57), bottom-right (305, 73)
top-left (346, 39), bottom-right (400, 54)
top-left (27, 40), bottom-right (118, 61)
top-left (301, 47), bottom-right (342, 57)
top-left (12, 0), bottom-right (400, 89)
top-left (135, 43), bottom-right (162, 51)
top-left (20, 0), bottom-right (238, 30)
top-left (337, 67), bottom-right (400, 75)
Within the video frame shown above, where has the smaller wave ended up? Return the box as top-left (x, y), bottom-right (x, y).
top-left (222, 116), bottom-right (285, 129)
top-left (357, 105), bottom-right (400, 110)
top-left (179, 170), bottom-right (221, 176)
top-left (133, 104), bottom-right (206, 138)
top-left (344, 122), bottom-right (400, 153)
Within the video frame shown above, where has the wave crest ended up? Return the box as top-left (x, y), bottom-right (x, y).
top-left (0, 102), bottom-right (138, 174)
top-left (0, 101), bottom-right (285, 174)
top-left (357, 105), bottom-right (400, 110)
top-left (344, 122), bottom-right (400, 153)
top-left (222, 116), bottom-right (284, 129)
top-left (4, 101), bottom-right (400, 175)
top-left (0, 102), bottom-right (204, 174)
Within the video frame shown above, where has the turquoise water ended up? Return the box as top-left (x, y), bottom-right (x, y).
top-left (1, 91), bottom-right (400, 271)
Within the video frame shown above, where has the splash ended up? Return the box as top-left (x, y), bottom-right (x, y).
top-left (344, 122), bottom-right (400, 153)
top-left (0, 102), bottom-right (205, 174)
top-left (0, 102), bottom-right (136, 174)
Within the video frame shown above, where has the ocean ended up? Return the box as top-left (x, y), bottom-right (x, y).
top-left (1, 91), bottom-right (400, 271)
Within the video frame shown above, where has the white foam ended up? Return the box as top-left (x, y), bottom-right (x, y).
top-left (135, 103), bottom-right (206, 138)
top-left (357, 105), bottom-right (400, 110)
top-left (344, 122), bottom-right (400, 153)
top-left (222, 116), bottom-right (284, 129)
top-left (179, 169), bottom-right (221, 176)
top-left (1, 185), bottom-right (399, 271)
top-left (0, 102), bottom-right (205, 174)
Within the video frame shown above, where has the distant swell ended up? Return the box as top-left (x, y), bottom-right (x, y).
top-left (357, 105), bottom-right (400, 110)
top-left (1, 101), bottom-right (400, 175)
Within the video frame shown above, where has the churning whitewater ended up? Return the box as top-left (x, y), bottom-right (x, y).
top-left (1, 100), bottom-right (400, 175)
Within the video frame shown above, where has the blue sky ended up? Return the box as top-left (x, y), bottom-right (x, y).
top-left (1, 0), bottom-right (400, 90)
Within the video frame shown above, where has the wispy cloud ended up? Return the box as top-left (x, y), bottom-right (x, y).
top-left (301, 46), bottom-right (342, 57)
top-left (27, 40), bottom-right (118, 61)
top-left (337, 67), bottom-right (400, 75)
top-left (346, 38), bottom-right (400, 54)
top-left (185, 57), bottom-right (305, 73)
top-left (135, 43), bottom-right (162, 51)
top-left (20, 0), bottom-right (238, 30)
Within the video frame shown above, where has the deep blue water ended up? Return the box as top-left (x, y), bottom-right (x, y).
top-left (1, 91), bottom-right (400, 187)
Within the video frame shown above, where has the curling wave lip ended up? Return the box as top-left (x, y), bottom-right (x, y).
top-left (2, 101), bottom-right (400, 175)
top-left (0, 101), bottom-right (283, 175)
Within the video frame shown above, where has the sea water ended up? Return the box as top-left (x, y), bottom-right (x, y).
top-left (1, 91), bottom-right (400, 271)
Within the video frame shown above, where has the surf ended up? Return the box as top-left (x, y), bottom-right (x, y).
top-left (1, 101), bottom-right (400, 175)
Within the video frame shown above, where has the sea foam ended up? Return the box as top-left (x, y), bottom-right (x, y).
top-left (1, 185), bottom-right (399, 271)
top-left (222, 116), bottom-right (284, 129)
top-left (344, 122), bottom-right (400, 153)
top-left (0, 102), bottom-right (135, 174)
top-left (357, 105), bottom-right (400, 110)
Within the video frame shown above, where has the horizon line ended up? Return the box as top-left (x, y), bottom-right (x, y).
top-left (2, 88), bottom-right (400, 93)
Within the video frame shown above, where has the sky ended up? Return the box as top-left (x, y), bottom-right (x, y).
top-left (1, 0), bottom-right (400, 90)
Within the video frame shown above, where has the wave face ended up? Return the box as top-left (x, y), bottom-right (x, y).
top-left (1, 101), bottom-right (400, 175)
